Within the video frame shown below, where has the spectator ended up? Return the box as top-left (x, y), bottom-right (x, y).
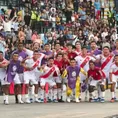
top-left (18, 27), bottom-right (26, 42)
top-left (31, 30), bottom-right (39, 41)
top-left (25, 26), bottom-right (32, 48)
top-left (0, 33), bottom-right (6, 55)
top-left (24, 13), bottom-right (31, 26)
top-left (94, 0), bottom-right (101, 20)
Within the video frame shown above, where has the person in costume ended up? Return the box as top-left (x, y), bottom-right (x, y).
top-left (62, 58), bottom-right (87, 103)
top-left (12, 42), bottom-right (27, 103)
top-left (3, 52), bottom-right (23, 104)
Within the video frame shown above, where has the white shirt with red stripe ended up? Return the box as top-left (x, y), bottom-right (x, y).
top-left (110, 63), bottom-right (118, 76)
top-left (40, 65), bottom-right (60, 80)
top-left (25, 49), bottom-right (45, 60)
top-left (75, 55), bottom-right (96, 72)
top-left (24, 57), bottom-right (41, 74)
top-left (96, 55), bottom-right (114, 75)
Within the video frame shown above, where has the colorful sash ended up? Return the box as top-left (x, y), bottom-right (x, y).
top-left (101, 55), bottom-right (112, 70)
top-left (80, 56), bottom-right (90, 68)
top-left (40, 66), bottom-right (55, 79)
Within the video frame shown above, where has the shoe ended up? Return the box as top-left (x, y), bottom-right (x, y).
top-left (35, 98), bottom-right (41, 103)
top-left (89, 98), bottom-right (95, 102)
top-left (100, 98), bottom-right (105, 103)
top-left (48, 99), bottom-right (52, 103)
top-left (110, 98), bottom-right (115, 103)
top-left (25, 99), bottom-right (31, 104)
top-left (53, 99), bottom-right (58, 103)
top-left (58, 99), bottom-right (64, 102)
top-left (79, 98), bottom-right (81, 101)
top-left (40, 99), bottom-right (44, 103)
top-left (75, 98), bottom-right (80, 103)
top-left (93, 97), bottom-right (101, 102)
top-left (114, 97), bottom-right (118, 101)
top-left (19, 100), bottom-right (24, 104)
top-left (30, 98), bottom-right (34, 103)
top-left (5, 100), bottom-right (9, 105)
top-left (67, 97), bottom-right (71, 103)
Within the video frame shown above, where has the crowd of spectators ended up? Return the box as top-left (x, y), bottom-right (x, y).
top-left (0, 0), bottom-right (117, 59)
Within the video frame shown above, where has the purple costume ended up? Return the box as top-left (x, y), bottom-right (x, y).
top-left (66, 66), bottom-right (80, 89)
top-left (7, 60), bottom-right (20, 83)
top-left (113, 50), bottom-right (118, 55)
top-left (89, 49), bottom-right (101, 67)
top-left (89, 49), bottom-right (102, 56)
top-left (41, 51), bottom-right (52, 65)
top-left (12, 50), bottom-right (27, 73)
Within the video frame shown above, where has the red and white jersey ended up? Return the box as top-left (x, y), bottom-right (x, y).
top-left (75, 55), bottom-right (96, 72)
top-left (25, 49), bottom-right (45, 60)
top-left (75, 50), bottom-right (81, 56)
top-left (40, 65), bottom-right (60, 79)
top-left (110, 63), bottom-right (118, 76)
top-left (0, 58), bottom-right (9, 80)
top-left (24, 57), bottom-right (41, 73)
top-left (96, 54), bottom-right (114, 74)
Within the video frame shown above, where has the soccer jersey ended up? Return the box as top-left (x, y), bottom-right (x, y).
top-left (13, 50), bottom-right (27, 73)
top-left (88, 67), bottom-right (102, 80)
top-left (75, 55), bottom-right (96, 72)
top-left (25, 49), bottom-right (45, 62)
top-left (40, 65), bottom-right (60, 79)
top-left (96, 54), bottom-right (114, 78)
top-left (24, 57), bottom-right (41, 73)
top-left (110, 63), bottom-right (118, 75)
top-left (25, 49), bottom-right (45, 60)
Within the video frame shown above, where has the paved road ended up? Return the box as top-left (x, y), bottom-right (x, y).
top-left (0, 90), bottom-right (118, 118)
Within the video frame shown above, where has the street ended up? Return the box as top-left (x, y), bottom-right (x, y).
top-left (0, 90), bottom-right (118, 118)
